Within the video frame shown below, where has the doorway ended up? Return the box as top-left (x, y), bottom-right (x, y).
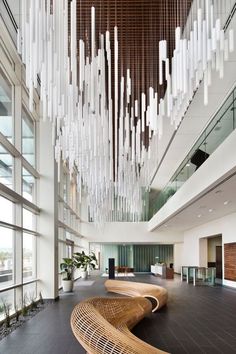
top-left (207, 235), bottom-right (222, 284)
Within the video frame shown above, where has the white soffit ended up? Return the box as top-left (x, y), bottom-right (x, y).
top-left (153, 174), bottom-right (236, 233)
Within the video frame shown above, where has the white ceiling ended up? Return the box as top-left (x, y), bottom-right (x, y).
top-left (156, 173), bottom-right (236, 232)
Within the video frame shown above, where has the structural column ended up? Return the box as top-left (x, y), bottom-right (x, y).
top-left (37, 120), bottom-right (58, 299)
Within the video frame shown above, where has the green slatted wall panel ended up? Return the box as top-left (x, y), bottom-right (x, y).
top-left (133, 245), bottom-right (173, 272)
top-left (118, 245), bottom-right (134, 267)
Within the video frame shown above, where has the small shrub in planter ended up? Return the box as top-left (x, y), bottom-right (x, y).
top-left (73, 251), bottom-right (97, 279)
top-left (60, 257), bottom-right (76, 292)
top-left (39, 291), bottom-right (44, 305)
top-left (21, 293), bottom-right (28, 317)
top-left (1, 299), bottom-right (11, 328)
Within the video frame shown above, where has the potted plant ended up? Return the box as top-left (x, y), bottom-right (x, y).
top-left (60, 257), bottom-right (75, 292)
top-left (73, 251), bottom-right (97, 280)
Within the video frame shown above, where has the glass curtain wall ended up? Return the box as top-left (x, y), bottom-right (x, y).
top-left (0, 60), bottom-right (39, 320)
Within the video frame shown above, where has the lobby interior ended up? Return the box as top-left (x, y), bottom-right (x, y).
top-left (0, 0), bottom-right (236, 353)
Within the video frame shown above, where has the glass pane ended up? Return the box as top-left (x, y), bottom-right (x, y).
top-left (0, 143), bottom-right (13, 189)
top-left (0, 196), bottom-right (13, 224)
top-left (23, 208), bottom-right (36, 231)
top-left (22, 108), bottom-right (35, 167)
top-left (58, 241), bottom-right (67, 288)
top-left (23, 233), bottom-right (36, 280)
top-left (0, 227), bottom-right (14, 289)
top-left (0, 69), bottom-right (12, 142)
top-left (58, 227), bottom-right (66, 242)
top-left (22, 167), bottom-right (35, 202)
top-left (0, 289), bottom-right (14, 320)
top-left (23, 282), bottom-right (37, 304)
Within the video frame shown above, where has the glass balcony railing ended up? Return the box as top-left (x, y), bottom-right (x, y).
top-left (149, 86), bottom-right (236, 219)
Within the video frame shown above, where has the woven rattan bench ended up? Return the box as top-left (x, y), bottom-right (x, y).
top-left (104, 279), bottom-right (168, 312)
top-left (71, 296), bottom-right (168, 354)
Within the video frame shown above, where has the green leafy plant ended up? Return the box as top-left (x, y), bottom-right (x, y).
top-left (0, 304), bottom-right (4, 314)
top-left (60, 257), bottom-right (75, 280)
top-left (21, 293), bottom-right (28, 316)
top-left (29, 292), bottom-right (37, 310)
top-left (1, 299), bottom-right (11, 328)
top-left (15, 304), bottom-right (21, 322)
top-left (73, 251), bottom-right (97, 271)
top-left (39, 291), bottom-right (44, 305)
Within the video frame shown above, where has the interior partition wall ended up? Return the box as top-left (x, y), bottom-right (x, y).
top-left (133, 244), bottom-right (173, 272)
top-left (92, 243), bottom-right (173, 273)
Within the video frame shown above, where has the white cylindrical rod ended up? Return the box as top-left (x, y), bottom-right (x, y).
top-left (114, 26), bottom-right (118, 180)
top-left (159, 41), bottom-right (163, 85)
top-left (229, 29), bottom-right (234, 53)
top-left (197, 8), bottom-right (202, 62)
top-left (175, 27), bottom-right (181, 52)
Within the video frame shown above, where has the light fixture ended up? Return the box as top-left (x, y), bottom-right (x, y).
top-left (197, 214), bottom-right (202, 218)
top-left (209, 208), bottom-right (213, 212)
top-left (17, 0), bottom-right (234, 224)
top-left (223, 200), bottom-right (229, 205)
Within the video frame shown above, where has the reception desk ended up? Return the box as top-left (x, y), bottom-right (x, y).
top-left (151, 264), bottom-right (174, 279)
top-left (151, 264), bottom-right (165, 277)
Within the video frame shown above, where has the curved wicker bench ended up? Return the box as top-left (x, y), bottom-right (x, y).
top-left (71, 296), bottom-right (168, 354)
top-left (104, 279), bottom-right (168, 312)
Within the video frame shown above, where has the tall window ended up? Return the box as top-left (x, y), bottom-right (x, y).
top-left (0, 143), bottom-right (13, 189)
top-left (0, 227), bottom-right (14, 289)
top-left (0, 196), bottom-right (13, 224)
top-left (23, 233), bottom-right (36, 280)
top-left (22, 167), bottom-right (36, 202)
top-left (0, 69), bottom-right (13, 142)
top-left (22, 108), bottom-right (35, 167)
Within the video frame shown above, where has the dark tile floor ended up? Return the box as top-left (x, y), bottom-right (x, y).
top-left (0, 274), bottom-right (236, 354)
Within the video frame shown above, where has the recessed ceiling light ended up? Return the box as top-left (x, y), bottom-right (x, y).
top-left (197, 214), bottom-right (201, 218)
top-left (186, 163), bottom-right (190, 167)
top-left (223, 200), bottom-right (229, 205)
top-left (209, 208), bottom-right (213, 212)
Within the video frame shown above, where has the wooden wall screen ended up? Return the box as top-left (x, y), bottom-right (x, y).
top-left (224, 243), bottom-right (236, 281)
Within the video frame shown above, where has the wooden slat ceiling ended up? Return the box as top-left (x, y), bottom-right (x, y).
top-left (71, 0), bottom-right (192, 102)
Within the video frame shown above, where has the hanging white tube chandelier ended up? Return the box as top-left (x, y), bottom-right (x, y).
top-left (18, 0), bottom-right (234, 224)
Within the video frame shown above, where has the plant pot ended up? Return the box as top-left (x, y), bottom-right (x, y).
top-left (81, 270), bottom-right (88, 280)
top-left (62, 279), bottom-right (74, 292)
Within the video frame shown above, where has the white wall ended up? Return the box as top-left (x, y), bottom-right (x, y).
top-left (81, 221), bottom-right (183, 244)
top-left (199, 238), bottom-right (208, 268)
top-left (174, 243), bottom-right (183, 273)
top-left (182, 212), bottom-right (236, 288)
